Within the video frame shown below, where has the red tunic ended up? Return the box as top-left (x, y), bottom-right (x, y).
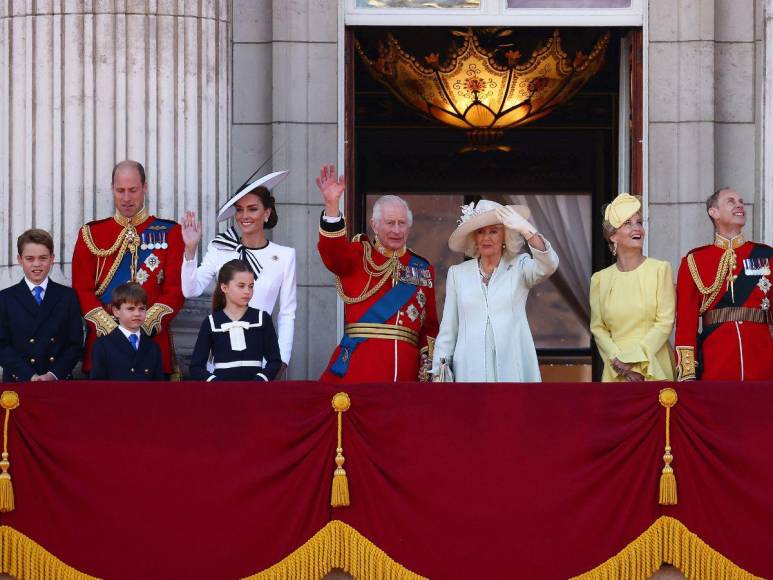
top-left (72, 209), bottom-right (185, 374)
top-left (675, 234), bottom-right (773, 381)
top-left (318, 216), bottom-right (439, 383)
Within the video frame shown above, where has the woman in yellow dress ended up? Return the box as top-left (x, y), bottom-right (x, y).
top-left (590, 194), bottom-right (676, 382)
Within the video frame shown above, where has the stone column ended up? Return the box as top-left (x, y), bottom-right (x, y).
top-left (761, 0), bottom-right (773, 243)
top-left (0, 0), bottom-right (230, 287)
top-left (647, 0), bottom-right (718, 266)
top-left (231, 0), bottom-right (339, 380)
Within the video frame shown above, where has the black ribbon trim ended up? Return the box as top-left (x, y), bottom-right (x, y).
top-left (211, 227), bottom-right (263, 279)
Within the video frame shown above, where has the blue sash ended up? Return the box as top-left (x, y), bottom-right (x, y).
top-left (330, 254), bottom-right (427, 377)
top-left (98, 218), bottom-right (174, 304)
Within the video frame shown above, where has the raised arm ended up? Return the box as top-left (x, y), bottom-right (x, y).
top-left (180, 211), bottom-right (218, 298)
top-left (316, 164), bottom-right (362, 277)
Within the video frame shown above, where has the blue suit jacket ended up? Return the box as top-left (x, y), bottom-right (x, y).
top-left (90, 328), bottom-right (165, 381)
top-left (0, 280), bottom-right (84, 381)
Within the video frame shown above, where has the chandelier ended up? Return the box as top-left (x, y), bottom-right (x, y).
top-left (356, 29), bottom-right (609, 146)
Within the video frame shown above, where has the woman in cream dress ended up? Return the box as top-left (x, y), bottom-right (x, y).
top-left (432, 200), bottom-right (559, 382)
top-left (590, 194), bottom-right (676, 382)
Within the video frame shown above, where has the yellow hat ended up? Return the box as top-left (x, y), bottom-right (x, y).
top-left (604, 193), bottom-right (641, 229)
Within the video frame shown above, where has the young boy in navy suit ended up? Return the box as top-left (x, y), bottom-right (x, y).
top-left (90, 283), bottom-right (165, 381)
top-left (0, 229), bottom-right (83, 382)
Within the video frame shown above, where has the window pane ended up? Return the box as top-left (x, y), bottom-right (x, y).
top-left (507, 0), bottom-right (630, 7)
top-left (356, 0), bottom-right (480, 8)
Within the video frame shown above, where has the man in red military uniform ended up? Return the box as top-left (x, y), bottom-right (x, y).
top-left (72, 160), bottom-right (185, 377)
top-left (316, 164), bottom-right (439, 383)
top-left (675, 187), bottom-right (773, 381)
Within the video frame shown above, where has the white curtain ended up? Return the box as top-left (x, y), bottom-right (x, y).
top-left (509, 194), bottom-right (592, 325)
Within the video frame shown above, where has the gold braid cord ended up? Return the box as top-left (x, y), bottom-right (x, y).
top-left (336, 240), bottom-right (402, 305)
top-left (572, 516), bottom-right (762, 580)
top-left (81, 223), bottom-right (141, 297)
top-left (84, 307), bottom-right (118, 337)
top-left (142, 303), bottom-right (174, 336)
top-left (687, 248), bottom-right (737, 315)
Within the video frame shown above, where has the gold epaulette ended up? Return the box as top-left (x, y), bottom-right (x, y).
top-left (142, 303), bottom-right (174, 336)
top-left (84, 307), bottom-right (118, 336)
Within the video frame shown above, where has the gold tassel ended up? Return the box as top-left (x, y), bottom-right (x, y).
top-left (0, 391), bottom-right (20, 513)
top-left (658, 388), bottom-right (678, 506)
top-left (330, 392), bottom-right (351, 508)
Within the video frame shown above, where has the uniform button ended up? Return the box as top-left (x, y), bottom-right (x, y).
top-left (29, 358), bottom-right (35, 364)
top-left (50, 337), bottom-right (55, 343)
top-left (130, 368), bottom-right (135, 373)
top-left (144, 369), bottom-right (150, 374)
top-left (49, 356), bottom-right (55, 362)
top-left (29, 338), bottom-right (35, 344)
top-left (739, 321), bottom-right (744, 325)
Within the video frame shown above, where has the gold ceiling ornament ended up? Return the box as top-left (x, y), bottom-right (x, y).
top-left (357, 28), bottom-right (609, 143)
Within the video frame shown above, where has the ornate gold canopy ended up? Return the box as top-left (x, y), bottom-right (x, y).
top-left (357, 29), bottom-right (610, 133)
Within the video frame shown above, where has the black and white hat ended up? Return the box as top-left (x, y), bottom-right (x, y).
top-left (216, 170), bottom-right (289, 222)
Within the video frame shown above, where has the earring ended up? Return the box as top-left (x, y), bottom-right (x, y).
top-left (612, 241), bottom-right (618, 256)
top-left (501, 243), bottom-right (506, 249)
top-left (264, 218), bottom-right (268, 223)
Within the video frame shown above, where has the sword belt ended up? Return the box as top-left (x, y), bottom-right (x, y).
top-left (702, 306), bottom-right (772, 326)
top-left (344, 323), bottom-right (419, 347)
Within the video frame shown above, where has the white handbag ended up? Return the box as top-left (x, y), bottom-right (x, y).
top-left (433, 357), bottom-right (454, 383)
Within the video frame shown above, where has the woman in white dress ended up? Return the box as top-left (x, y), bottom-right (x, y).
top-left (432, 200), bottom-right (559, 382)
top-left (181, 171), bottom-right (297, 370)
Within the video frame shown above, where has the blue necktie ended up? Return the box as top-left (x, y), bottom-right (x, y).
top-left (128, 334), bottom-right (139, 350)
top-left (32, 286), bottom-right (43, 305)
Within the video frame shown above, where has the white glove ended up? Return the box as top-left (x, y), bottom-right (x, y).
top-left (496, 206), bottom-right (536, 237)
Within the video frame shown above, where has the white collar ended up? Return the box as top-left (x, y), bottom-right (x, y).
top-left (24, 276), bottom-right (49, 292)
top-left (118, 326), bottom-right (141, 341)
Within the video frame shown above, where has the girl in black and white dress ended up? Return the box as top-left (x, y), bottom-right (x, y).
top-left (189, 260), bottom-right (282, 382)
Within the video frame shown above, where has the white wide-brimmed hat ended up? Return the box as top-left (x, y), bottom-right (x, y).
top-left (448, 199), bottom-right (531, 253)
top-left (216, 170), bottom-right (289, 222)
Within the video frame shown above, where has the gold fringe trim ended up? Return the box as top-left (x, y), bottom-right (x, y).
top-left (572, 516), bottom-right (763, 580)
top-left (245, 520), bottom-right (426, 580)
top-left (0, 526), bottom-right (99, 579)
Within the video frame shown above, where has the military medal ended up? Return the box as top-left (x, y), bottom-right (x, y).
top-left (140, 232), bottom-right (148, 251)
top-left (144, 253), bottom-right (160, 272)
top-left (156, 269), bottom-right (165, 284)
top-left (762, 297), bottom-right (770, 311)
top-left (135, 269), bottom-right (149, 285)
top-left (744, 258), bottom-right (771, 276)
top-left (407, 304), bottom-right (419, 322)
top-left (161, 232), bottom-right (168, 250)
top-left (758, 276), bottom-right (771, 295)
top-left (154, 233), bottom-right (162, 250)
top-left (416, 288), bottom-right (426, 308)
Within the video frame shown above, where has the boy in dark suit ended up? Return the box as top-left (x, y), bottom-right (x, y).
top-left (90, 283), bottom-right (165, 381)
top-left (0, 229), bottom-right (84, 382)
